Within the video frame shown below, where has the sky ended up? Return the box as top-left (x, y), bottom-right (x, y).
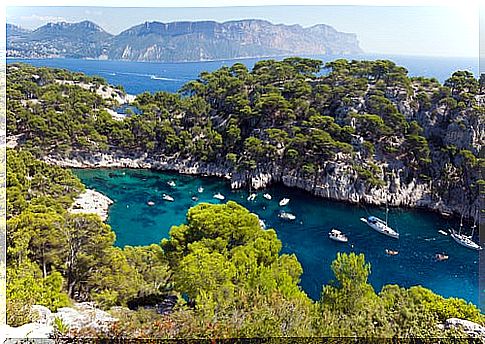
top-left (6, 4), bottom-right (479, 57)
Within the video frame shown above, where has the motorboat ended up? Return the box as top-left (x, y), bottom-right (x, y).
top-left (191, 196), bottom-right (199, 201)
top-left (198, 186), bottom-right (204, 193)
top-left (213, 193), bottom-right (225, 200)
top-left (279, 198), bottom-right (290, 206)
top-left (247, 193), bottom-right (257, 201)
top-left (259, 219), bottom-right (266, 230)
top-left (147, 201), bottom-right (155, 206)
top-left (278, 211), bottom-right (296, 221)
top-left (263, 193), bottom-right (272, 200)
top-left (162, 194), bottom-right (174, 202)
top-left (435, 253), bottom-right (449, 261)
top-left (385, 249), bottom-right (399, 256)
top-left (167, 180), bottom-right (176, 187)
top-left (438, 229), bottom-right (448, 236)
top-left (328, 229), bottom-right (348, 243)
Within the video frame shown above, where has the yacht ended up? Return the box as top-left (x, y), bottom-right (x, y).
top-left (450, 215), bottom-right (482, 251)
top-left (328, 229), bottom-right (348, 243)
top-left (213, 193), bottom-right (225, 200)
top-left (278, 211), bottom-right (296, 221)
top-left (162, 194), bottom-right (174, 202)
top-left (279, 198), bottom-right (290, 206)
top-left (360, 208), bottom-right (399, 239)
top-left (263, 193), bottom-right (272, 200)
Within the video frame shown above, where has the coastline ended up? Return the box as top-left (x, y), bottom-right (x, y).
top-left (46, 151), bottom-right (476, 223)
top-left (69, 188), bottom-right (114, 221)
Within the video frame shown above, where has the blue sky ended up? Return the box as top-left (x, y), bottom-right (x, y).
top-left (6, 5), bottom-right (478, 57)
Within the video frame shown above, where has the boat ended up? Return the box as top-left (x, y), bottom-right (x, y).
top-left (162, 194), bottom-right (174, 202)
top-left (247, 193), bottom-right (257, 201)
top-left (360, 204), bottom-right (399, 239)
top-left (259, 219), bottom-right (266, 230)
top-left (263, 193), bottom-right (272, 200)
top-left (328, 229), bottom-right (348, 243)
top-left (279, 198), bottom-right (290, 206)
top-left (198, 186), bottom-right (204, 193)
top-left (147, 201), bottom-right (155, 206)
top-left (278, 211), bottom-right (296, 221)
top-left (450, 230), bottom-right (482, 250)
top-left (213, 193), bottom-right (225, 200)
top-left (435, 253), bottom-right (449, 261)
top-left (450, 214), bottom-right (482, 251)
top-left (385, 249), bottom-right (399, 256)
top-left (191, 196), bottom-right (199, 201)
top-left (438, 229), bottom-right (448, 236)
top-left (167, 180), bottom-right (176, 187)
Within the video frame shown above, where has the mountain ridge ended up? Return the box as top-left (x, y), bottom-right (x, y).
top-left (6, 19), bottom-right (363, 62)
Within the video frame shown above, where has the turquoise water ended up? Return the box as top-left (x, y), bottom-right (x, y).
top-left (74, 168), bottom-right (480, 305)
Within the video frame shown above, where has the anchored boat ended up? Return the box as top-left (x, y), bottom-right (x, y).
top-left (360, 206), bottom-right (399, 239)
top-left (279, 198), bottom-right (290, 206)
top-left (263, 193), bottom-right (272, 200)
top-left (213, 193), bottom-right (225, 200)
top-left (278, 211), bottom-right (296, 221)
top-left (328, 229), bottom-right (348, 243)
top-left (162, 194), bottom-right (174, 202)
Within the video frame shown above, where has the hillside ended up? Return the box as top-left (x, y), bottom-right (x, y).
top-left (6, 20), bottom-right (362, 61)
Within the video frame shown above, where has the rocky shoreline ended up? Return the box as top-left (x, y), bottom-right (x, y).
top-left (69, 188), bottom-right (114, 221)
top-left (44, 151), bottom-right (476, 222)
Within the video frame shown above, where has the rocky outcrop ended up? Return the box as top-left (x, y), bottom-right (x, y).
top-left (43, 149), bottom-right (475, 221)
top-left (2, 303), bottom-right (117, 341)
top-left (69, 189), bottom-right (113, 221)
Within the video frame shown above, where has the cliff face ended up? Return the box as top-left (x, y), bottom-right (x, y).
top-left (7, 20), bottom-right (362, 61)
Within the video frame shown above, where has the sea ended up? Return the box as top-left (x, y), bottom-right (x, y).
top-left (7, 54), bottom-right (481, 306)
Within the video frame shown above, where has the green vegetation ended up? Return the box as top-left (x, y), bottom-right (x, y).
top-left (6, 149), bottom-right (483, 339)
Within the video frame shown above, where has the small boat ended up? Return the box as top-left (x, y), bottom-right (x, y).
top-left (162, 194), bottom-right (174, 202)
top-left (198, 186), bottom-right (204, 193)
top-left (259, 219), bottom-right (267, 230)
top-left (278, 211), bottom-right (296, 221)
top-left (147, 201), bottom-right (155, 206)
top-left (438, 229), bottom-right (448, 236)
top-left (167, 180), bottom-right (176, 187)
top-left (247, 193), bottom-right (257, 201)
top-left (191, 196), bottom-right (199, 201)
top-left (360, 213), bottom-right (399, 239)
top-left (385, 249), bottom-right (399, 256)
top-left (263, 193), bottom-right (272, 200)
top-left (279, 198), bottom-right (290, 206)
top-left (328, 229), bottom-right (348, 243)
top-left (213, 193), bottom-right (225, 200)
top-left (435, 253), bottom-right (449, 261)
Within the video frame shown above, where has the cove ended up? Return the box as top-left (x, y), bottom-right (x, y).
top-left (73, 168), bottom-right (479, 305)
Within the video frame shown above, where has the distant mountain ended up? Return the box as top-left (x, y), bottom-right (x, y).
top-left (7, 21), bottom-right (113, 59)
top-left (7, 20), bottom-right (363, 61)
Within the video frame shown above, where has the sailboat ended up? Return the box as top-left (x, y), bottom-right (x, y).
top-left (450, 214), bottom-right (482, 251)
top-left (360, 204), bottom-right (399, 239)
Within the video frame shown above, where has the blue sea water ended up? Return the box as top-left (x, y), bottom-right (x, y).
top-left (73, 168), bottom-right (480, 306)
top-left (7, 54), bottom-right (478, 95)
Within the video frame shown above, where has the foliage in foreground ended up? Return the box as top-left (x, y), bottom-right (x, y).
top-left (6, 149), bottom-right (483, 338)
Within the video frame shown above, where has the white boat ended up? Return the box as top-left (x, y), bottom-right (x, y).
top-left (167, 180), bottom-right (176, 187)
top-left (328, 229), bottom-right (348, 243)
top-left (247, 193), bottom-right (257, 201)
top-left (263, 193), bottom-right (272, 200)
top-left (279, 198), bottom-right (290, 206)
top-left (360, 213), bottom-right (399, 239)
top-left (213, 193), bottom-right (225, 200)
top-left (385, 249), bottom-right (399, 256)
top-left (162, 194), bottom-right (174, 202)
top-left (438, 229), bottom-right (448, 236)
top-left (147, 201), bottom-right (155, 206)
top-left (278, 211), bottom-right (296, 221)
top-left (198, 186), bottom-right (204, 193)
top-left (450, 229), bottom-right (482, 251)
top-left (259, 219), bottom-right (266, 230)
top-left (191, 196), bottom-right (199, 201)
